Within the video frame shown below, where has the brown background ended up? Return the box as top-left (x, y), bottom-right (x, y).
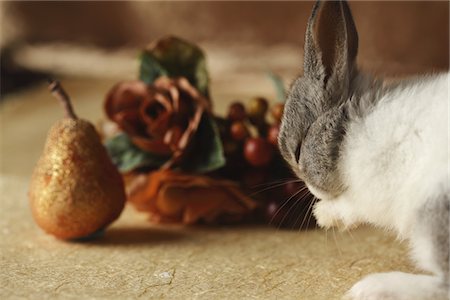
top-left (3, 1), bottom-right (449, 76)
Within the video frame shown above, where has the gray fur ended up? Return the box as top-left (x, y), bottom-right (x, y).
top-left (413, 194), bottom-right (449, 284)
top-left (279, 0), bottom-right (364, 197)
top-left (299, 104), bottom-right (349, 197)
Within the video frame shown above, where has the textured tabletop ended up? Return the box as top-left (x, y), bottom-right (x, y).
top-left (0, 78), bottom-right (416, 299)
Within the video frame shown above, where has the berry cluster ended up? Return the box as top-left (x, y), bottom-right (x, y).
top-left (215, 97), bottom-right (316, 229)
top-left (226, 98), bottom-right (283, 166)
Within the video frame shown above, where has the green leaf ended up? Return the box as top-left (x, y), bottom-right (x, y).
top-left (267, 71), bottom-right (286, 103)
top-left (105, 133), bottom-right (168, 172)
top-left (139, 36), bottom-right (210, 97)
top-left (180, 114), bottom-right (225, 173)
top-left (139, 52), bottom-right (169, 84)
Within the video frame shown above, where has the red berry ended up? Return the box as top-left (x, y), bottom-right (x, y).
top-left (230, 121), bottom-right (249, 141)
top-left (267, 124), bottom-right (280, 146)
top-left (228, 102), bottom-right (246, 121)
top-left (244, 137), bottom-right (274, 167)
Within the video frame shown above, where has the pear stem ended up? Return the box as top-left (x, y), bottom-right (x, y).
top-left (48, 79), bottom-right (78, 119)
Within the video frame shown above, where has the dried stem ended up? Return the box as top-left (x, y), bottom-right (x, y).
top-left (48, 79), bottom-right (78, 119)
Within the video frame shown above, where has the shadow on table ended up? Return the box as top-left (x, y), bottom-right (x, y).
top-left (89, 227), bottom-right (188, 246)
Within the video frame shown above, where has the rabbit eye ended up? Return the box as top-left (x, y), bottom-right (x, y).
top-left (295, 143), bottom-right (301, 163)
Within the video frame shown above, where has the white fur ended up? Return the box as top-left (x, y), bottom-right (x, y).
top-left (344, 272), bottom-right (447, 300)
top-left (311, 72), bottom-right (450, 299)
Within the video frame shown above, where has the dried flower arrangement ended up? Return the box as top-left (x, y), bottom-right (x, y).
top-left (103, 36), bottom-right (315, 229)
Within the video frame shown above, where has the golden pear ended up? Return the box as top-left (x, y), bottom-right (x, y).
top-left (29, 80), bottom-right (126, 239)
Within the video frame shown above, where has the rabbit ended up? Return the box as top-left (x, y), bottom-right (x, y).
top-left (278, 1), bottom-right (449, 299)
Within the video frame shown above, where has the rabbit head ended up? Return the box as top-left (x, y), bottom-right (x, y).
top-left (279, 0), bottom-right (368, 200)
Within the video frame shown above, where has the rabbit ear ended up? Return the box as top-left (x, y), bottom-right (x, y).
top-left (303, 0), bottom-right (358, 84)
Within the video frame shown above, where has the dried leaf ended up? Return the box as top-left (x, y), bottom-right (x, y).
top-left (105, 133), bottom-right (168, 172)
top-left (140, 36), bottom-right (210, 98)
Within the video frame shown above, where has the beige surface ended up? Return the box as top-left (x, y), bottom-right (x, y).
top-left (1, 79), bottom-right (416, 299)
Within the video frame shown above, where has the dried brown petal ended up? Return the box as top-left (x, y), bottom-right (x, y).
top-left (128, 170), bottom-right (257, 225)
top-left (105, 81), bottom-right (149, 121)
top-left (104, 77), bottom-right (210, 167)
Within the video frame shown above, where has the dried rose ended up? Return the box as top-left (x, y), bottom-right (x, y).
top-left (127, 170), bottom-right (257, 225)
top-left (104, 77), bottom-right (210, 169)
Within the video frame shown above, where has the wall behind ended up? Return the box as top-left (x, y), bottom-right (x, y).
top-left (3, 1), bottom-right (449, 76)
